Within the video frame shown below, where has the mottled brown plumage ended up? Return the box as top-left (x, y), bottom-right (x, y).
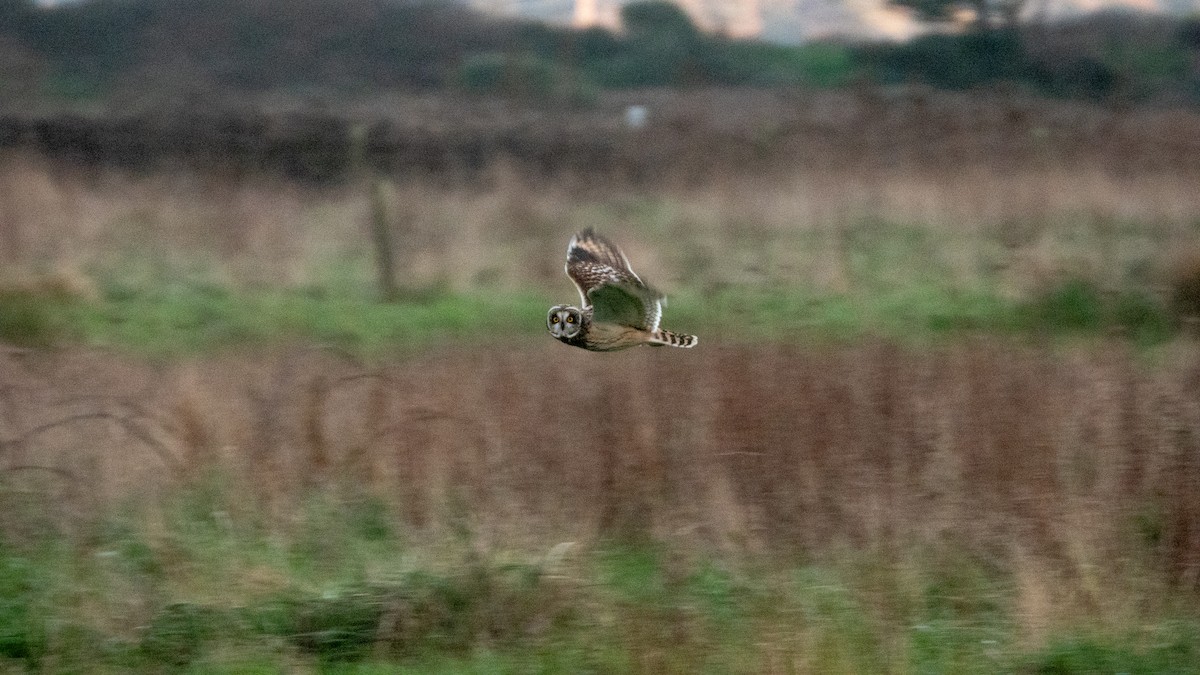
top-left (547, 228), bottom-right (697, 351)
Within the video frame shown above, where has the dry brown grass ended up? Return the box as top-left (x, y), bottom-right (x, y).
top-left (3, 88), bottom-right (1200, 299)
top-left (2, 152), bottom-right (1199, 300)
top-left (4, 89), bottom-right (1200, 670)
top-left (1, 341), bottom-right (1198, 626)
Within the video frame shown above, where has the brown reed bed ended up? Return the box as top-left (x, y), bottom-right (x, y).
top-left (3, 146), bottom-right (1200, 303)
top-left (2, 340), bottom-right (1198, 596)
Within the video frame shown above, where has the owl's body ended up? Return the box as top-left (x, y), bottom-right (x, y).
top-left (547, 229), bottom-right (698, 351)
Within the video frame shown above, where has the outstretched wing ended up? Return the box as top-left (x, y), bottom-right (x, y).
top-left (589, 281), bottom-right (663, 331)
top-left (564, 228), bottom-right (663, 330)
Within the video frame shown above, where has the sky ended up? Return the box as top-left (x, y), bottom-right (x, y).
top-left (470, 0), bottom-right (1200, 41)
top-left (28, 0), bottom-right (1200, 42)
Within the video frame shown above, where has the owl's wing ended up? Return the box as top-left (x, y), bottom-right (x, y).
top-left (588, 281), bottom-right (663, 331)
top-left (564, 229), bottom-right (663, 330)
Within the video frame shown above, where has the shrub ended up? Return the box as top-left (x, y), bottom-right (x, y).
top-left (140, 602), bottom-right (222, 667)
top-left (458, 53), bottom-right (597, 106)
top-left (0, 545), bottom-right (46, 663)
top-left (867, 30), bottom-right (1026, 90)
top-left (620, 1), bottom-right (699, 39)
top-left (1026, 55), bottom-right (1117, 101)
top-left (1168, 246), bottom-right (1200, 326)
top-left (0, 270), bottom-right (92, 347)
top-left (792, 42), bottom-right (858, 88)
top-left (1019, 632), bottom-right (1200, 674)
top-left (285, 589), bottom-right (386, 661)
top-left (1021, 277), bottom-right (1105, 331)
top-left (1016, 277), bottom-right (1174, 340)
top-left (0, 288), bottom-right (66, 347)
top-left (721, 41), bottom-right (857, 88)
top-left (1113, 289), bottom-right (1172, 342)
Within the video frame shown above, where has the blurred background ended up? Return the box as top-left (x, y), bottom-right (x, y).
top-left (2, 0), bottom-right (1200, 672)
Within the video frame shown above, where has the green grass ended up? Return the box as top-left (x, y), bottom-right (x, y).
top-left (0, 481), bottom-right (1196, 673)
top-left (1, 183), bottom-right (1190, 353)
top-left (18, 209), bottom-right (1172, 353)
top-left (0, 287), bottom-right (72, 348)
top-left (52, 287), bottom-right (553, 355)
top-left (1018, 627), bottom-right (1200, 675)
top-left (0, 274), bottom-right (1180, 355)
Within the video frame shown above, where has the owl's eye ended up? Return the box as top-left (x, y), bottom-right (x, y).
top-left (551, 315), bottom-right (560, 324)
top-left (566, 315), bottom-right (575, 324)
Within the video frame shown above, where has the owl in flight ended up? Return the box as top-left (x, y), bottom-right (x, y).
top-left (547, 228), bottom-right (698, 351)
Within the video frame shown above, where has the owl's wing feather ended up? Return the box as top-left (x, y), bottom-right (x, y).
top-left (588, 282), bottom-right (663, 331)
top-left (565, 228), bottom-right (663, 330)
top-left (566, 228), bottom-right (637, 305)
top-left (567, 228), bottom-right (637, 279)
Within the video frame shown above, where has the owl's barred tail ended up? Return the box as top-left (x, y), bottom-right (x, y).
top-left (649, 329), bottom-right (698, 348)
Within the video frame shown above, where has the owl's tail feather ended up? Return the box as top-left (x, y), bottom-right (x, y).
top-left (648, 329), bottom-right (698, 348)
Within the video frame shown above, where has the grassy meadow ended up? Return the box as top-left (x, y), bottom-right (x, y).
top-left (3, 88), bottom-right (1200, 672)
top-left (3, 342), bottom-right (1200, 672)
top-left (3, 156), bottom-right (1200, 352)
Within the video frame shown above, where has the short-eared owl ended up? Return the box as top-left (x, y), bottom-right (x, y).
top-left (547, 228), bottom-right (698, 351)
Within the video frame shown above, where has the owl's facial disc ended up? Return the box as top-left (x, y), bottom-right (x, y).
top-left (547, 306), bottom-right (582, 338)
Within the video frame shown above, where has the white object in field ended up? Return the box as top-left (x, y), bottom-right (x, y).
top-left (625, 105), bottom-right (649, 129)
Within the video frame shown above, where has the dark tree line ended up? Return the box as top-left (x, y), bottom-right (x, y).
top-left (0, 0), bottom-right (1197, 106)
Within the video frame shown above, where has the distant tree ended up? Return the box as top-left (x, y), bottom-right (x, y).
top-left (889, 0), bottom-right (1028, 30)
top-left (0, 0), bottom-right (30, 12)
top-left (1181, 17), bottom-right (1200, 50)
top-left (0, 0), bottom-right (31, 23)
top-left (0, 37), bottom-right (46, 103)
top-left (620, 1), bottom-right (700, 39)
top-left (608, 1), bottom-right (712, 86)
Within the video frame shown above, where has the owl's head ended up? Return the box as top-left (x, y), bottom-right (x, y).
top-left (547, 305), bottom-right (584, 340)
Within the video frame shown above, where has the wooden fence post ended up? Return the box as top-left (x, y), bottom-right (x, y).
top-left (350, 123), bottom-right (399, 302)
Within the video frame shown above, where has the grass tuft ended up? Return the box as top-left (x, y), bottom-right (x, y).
top-left (0, 544), bottom-right (46, 664)
top-left (140, 602), bottom-right (223, 667)
top-left (0, 287), bottom-right (70, 347)
top-left (1019, 628), bottom-right (1200, 675)
top-left (1168, 245), bottom-right (1200, 326)
top-left (1021, 278), bottom-right (1106, 331)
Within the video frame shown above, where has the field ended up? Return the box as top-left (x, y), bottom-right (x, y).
top-left (2, 88), bottom-right (1200, 672)
top-left (4, 341), bottom-right (1200, 672)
